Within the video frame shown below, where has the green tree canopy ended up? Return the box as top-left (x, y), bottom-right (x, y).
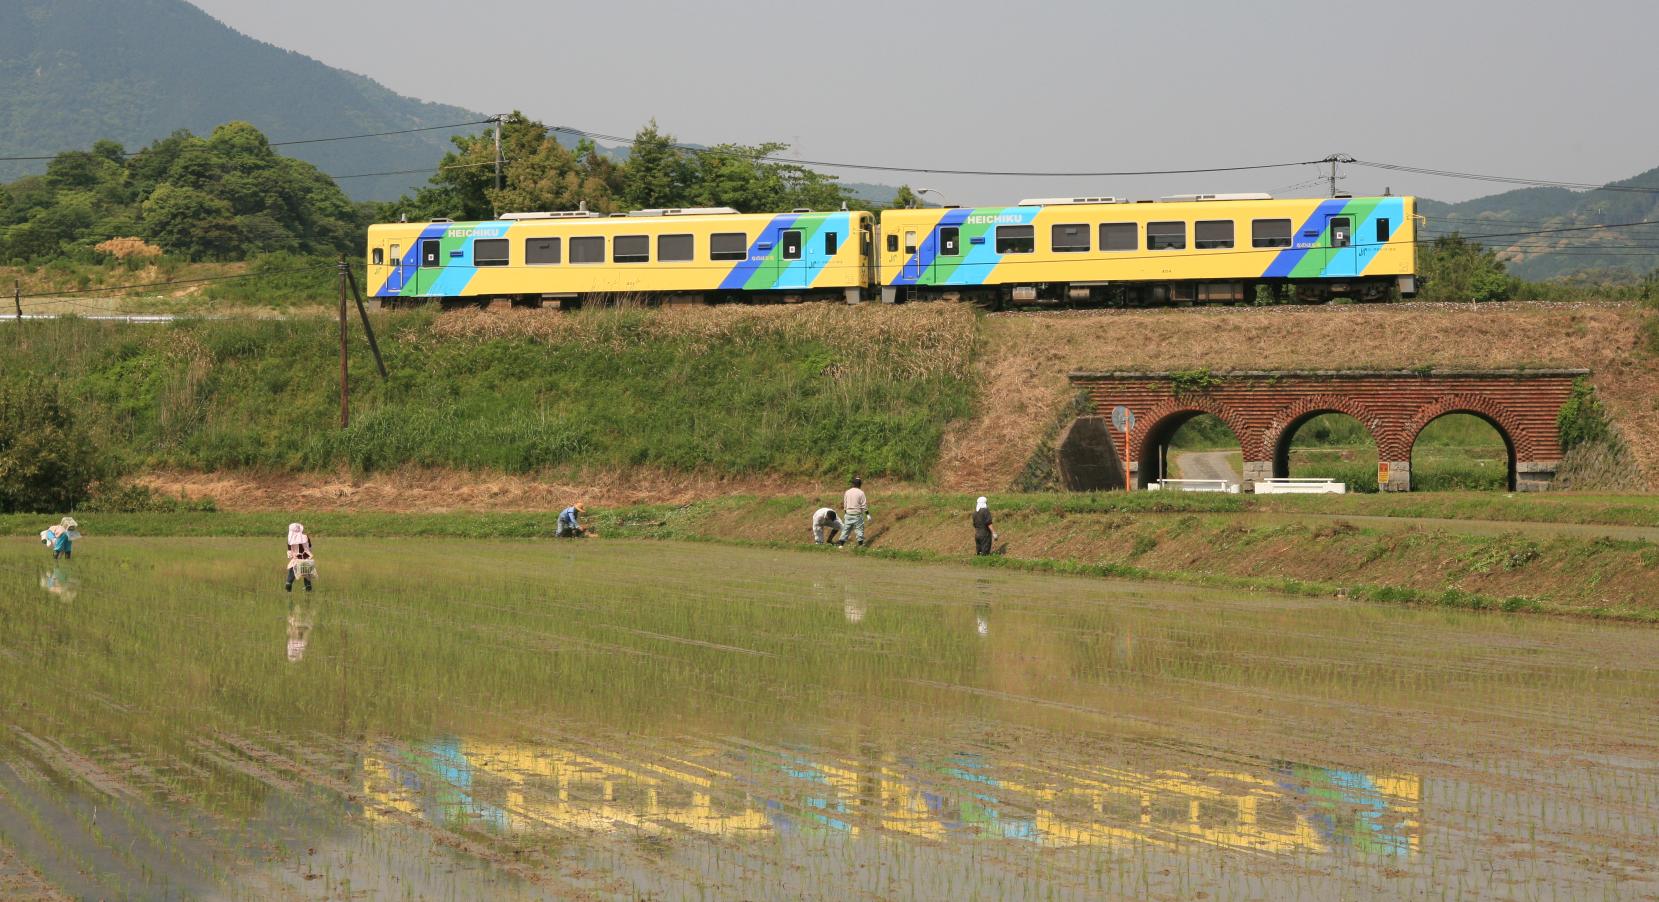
top-left (0, 122), bottom-right (359, 263)
top-left (390, 114), bottom-right (858, 220)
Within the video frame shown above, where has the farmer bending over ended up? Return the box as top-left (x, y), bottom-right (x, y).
top-left (557, 503), bottom-right (593, 538)
top-left (812, 506), bottom-right (841, 544)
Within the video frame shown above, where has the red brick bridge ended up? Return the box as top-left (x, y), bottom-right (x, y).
top-left (1061, 369), bottom-right (1588, 492)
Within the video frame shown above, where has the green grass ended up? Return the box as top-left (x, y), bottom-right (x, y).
top-left (5, 306), bottom-right (975, 480)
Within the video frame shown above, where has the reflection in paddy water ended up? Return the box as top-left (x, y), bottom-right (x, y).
top-left (361, 736), bottom-right (1420, 858)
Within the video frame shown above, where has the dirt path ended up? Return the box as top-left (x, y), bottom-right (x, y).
top-left (1173, 450), bottom-right (1241, 483)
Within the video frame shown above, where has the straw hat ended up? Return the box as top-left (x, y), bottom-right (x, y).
top-left (60, 517), bottom-right (78, 529)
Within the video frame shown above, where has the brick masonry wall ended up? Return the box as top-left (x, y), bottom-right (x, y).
top-left (1067, 370), bottom-right (1587, 491)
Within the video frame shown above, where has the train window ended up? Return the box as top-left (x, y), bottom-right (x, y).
top-left (420, 239), bottom-right (441, 267)
top-left (781, 229), bottom-right (803, 260)
top-left (1194, 220), bottom-right (1234, 250)
top-left (614, 235), bottom-right (649, 263)
top-left (1147, 222), bottom-right (1186, 250)
top-left (372, 248), bottom-right (384, 265)
top-left (473, 238), bottom-right (509, 267)
top-left (1251, 219), bottom-right (1292, 248)
top-left (525, 236), bottom-right (561, 264)
top-left (570, 236), bottom-right (605, 264)
top-left (1099, 223), bottom-right (1136, 251)
top-left (939, 227), bottom-right (961, 256)
top-left (711, 232), bottom-right (748, 261)
top-left (1051, 223), bottom-right (1089, 253)
top-left (659, 234), bottom-right (694, 262)
top-left (1329, 217), bottom-right (1351, 248)
top-left (823, 231), bottom-right (838, 255)
top-left (886, 234), bottom-right (899, 253)
top-left (995, 225), bottom-right (1035, 254)
top-left (1375, 218), bottom-right (1390, 243)
top-left (904, 231), bottom-right (917, 254)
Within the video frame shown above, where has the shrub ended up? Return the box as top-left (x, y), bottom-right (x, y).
top-left (0, 380), bottom-right (107, 513)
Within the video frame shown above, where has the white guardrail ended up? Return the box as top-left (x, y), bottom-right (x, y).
top-left (1252, 478), bottom-right (1347, 495)
top-left (1148, 479), bottom-right (1241, 494)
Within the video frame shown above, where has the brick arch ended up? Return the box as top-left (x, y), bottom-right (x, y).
top-left (1261, 394), bottom-right (1392, 464)
top-left (1403, 393), bottom-right (1532, 457)
top-left (1134, 399), bottom-right (1253, 488)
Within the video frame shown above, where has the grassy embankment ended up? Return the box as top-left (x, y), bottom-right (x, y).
top-left (5, 253), bottom-right (340, 315)
top-left (7, 489), bottom-right (1658, 620)
top-left (5, 305), bottom-right (975, 482)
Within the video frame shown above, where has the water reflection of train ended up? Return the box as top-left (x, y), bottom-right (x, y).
top-left (359, 737), bottom-right (1419, 857)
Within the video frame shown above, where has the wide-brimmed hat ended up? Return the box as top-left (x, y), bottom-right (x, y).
top-left (575, 502), bottom-right (587, 513)
top-left (60, 517), bottom-right (78, 529)
top-left (287, 523), bottom-right (307, 544)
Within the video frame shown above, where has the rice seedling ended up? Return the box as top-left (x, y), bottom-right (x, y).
top-left (1, 536), bottom-right (1656, 898)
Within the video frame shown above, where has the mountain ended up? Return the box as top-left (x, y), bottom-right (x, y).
top-left (1419, 167), bottom-right (1659, 282)
top-left (0, 0), bottom-right (488, 201)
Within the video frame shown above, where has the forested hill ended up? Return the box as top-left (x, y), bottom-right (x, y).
top-left (0, 0), bottom-right (484, 200)
top-left (1420, 165), bottom-right (1659, 282)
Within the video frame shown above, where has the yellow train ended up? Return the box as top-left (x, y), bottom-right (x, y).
top-left (365, 193), bottom-right (1415, 307)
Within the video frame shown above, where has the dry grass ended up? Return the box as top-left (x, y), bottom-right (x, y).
top-left (935, 301), bottom-right (1659, 491)
top-left (135, 467), bottom-right (928, 513)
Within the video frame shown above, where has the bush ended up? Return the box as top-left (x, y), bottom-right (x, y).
top-left (0, 380), bottom-right (106, 513)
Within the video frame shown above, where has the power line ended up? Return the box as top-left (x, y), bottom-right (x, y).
top-left (1354, 159), bottom-right (1659, 195)
top-left (551, 125), bottom-right (1329, 178)
top-left (0, 120), bottom-right (492, 163)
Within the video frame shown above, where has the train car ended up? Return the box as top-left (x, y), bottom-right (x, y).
top-left (366, 207), bottom-right (875, 306)
top-left (876, 194), bottom-right (1416, 305)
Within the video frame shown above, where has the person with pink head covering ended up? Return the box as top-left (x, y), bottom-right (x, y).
top-left (285, 522), bottom-right (315, 592)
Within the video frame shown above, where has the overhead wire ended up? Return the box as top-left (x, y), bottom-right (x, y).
top-left (0, 119), bottom-right (493, 163)
top-left (549, 125), bottom-right (1329, 178)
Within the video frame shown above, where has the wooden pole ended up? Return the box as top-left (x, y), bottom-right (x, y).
top-left (344, 265), bottom-right (387, 379)
top-left (13, 279), bottom-right (20, 324)
top-left (1124, 423), bottom-right (1132, 492)
top-left (338, 258), bottom-right (349, 428)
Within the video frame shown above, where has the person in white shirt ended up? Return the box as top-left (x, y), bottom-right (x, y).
top-left (811, 507), bottom-right (841, 544)
top-left (839, 476), bottom-right (869, 547)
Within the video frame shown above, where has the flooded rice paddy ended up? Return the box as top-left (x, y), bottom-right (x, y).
top-left (3, 537), bottom-right (1658, 900)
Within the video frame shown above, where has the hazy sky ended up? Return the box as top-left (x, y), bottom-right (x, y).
top-left (189, 0), bottom-right (1659, 205)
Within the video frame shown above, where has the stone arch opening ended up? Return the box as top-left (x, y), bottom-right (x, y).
top-left (1272, 411), bottom-right (1382, 491)
top-left (1137, 410), bottom-right (1243, 489)
top-left (1408, 411), bottom-right (1518, 492)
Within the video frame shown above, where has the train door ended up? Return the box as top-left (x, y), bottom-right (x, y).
top-left (902, 229), bottom-right (921, 281)
top-left (930, 226), bottom-right (961, 287)
top-left (386, 244), bottom-right (404, 293)
top-left (775, 227), bottom-right (806, 289)
top-left (1324, 215), bottom-right (1355, 276)
top-left (416, 238), bottom-right (441, 294)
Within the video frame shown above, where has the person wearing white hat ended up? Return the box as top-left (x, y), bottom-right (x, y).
top-left (43, 517), bottom-right (78, 560)
top-left (972, 497), bottom-right (997, 556)
top-left (285, 523), bottom-right (315, 592)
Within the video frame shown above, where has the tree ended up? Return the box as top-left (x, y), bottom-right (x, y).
top-left (0, 122), bottom-right (358, 262)
top-left (890, 185), bottom-right (920, 209)
top-left (1418, 234), bottom-right (1517, 302)
top-left (620, 120), bottom-right (693, 210)
top-left (0, 381), bottom-right (105, 514)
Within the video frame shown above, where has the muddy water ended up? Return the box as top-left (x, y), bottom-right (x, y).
top-left (2, 538), bottom-right (1657, 900)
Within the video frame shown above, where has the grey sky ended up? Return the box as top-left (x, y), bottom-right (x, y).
top-left (190, 0), bottom-right (1659, 205)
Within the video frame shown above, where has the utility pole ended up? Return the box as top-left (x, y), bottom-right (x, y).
top-left (1325, 153), bottom-right (1355, 197)
top-left (13, 279), bottom-right (19, 325)
top-left (493, 114), bottom-right (505, 192)
top-left (338, 258), bottom-right (350, 429)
